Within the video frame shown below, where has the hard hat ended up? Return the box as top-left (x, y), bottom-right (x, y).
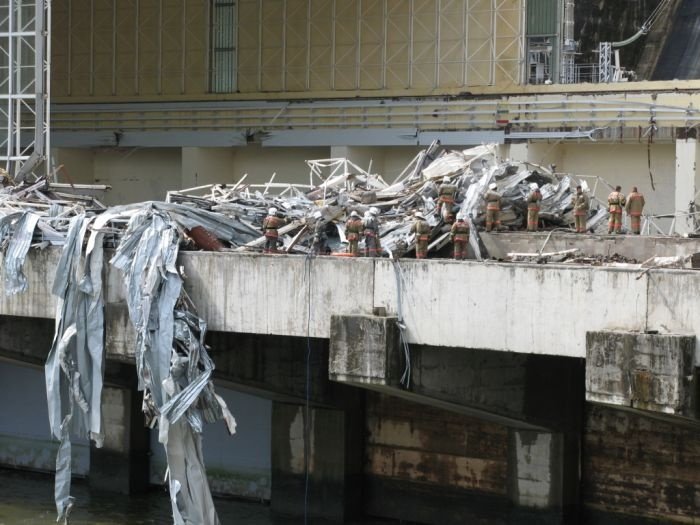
top-left (442, 176), bottom-right (450, 183)
top-left (415, 212), bottom-right (424, 219)
top-left (370, 207), bottom-right (379, 216)
top-left (489, 183), bottom-right (497, 190)
top-left (350, 210), bottom-right (359, 218)
top-left (457, 213), bottom-right (465, 221)
top-left (269, 207), bottom-right (277, 215)
top-left (529, 183), bottom-right (539, 190)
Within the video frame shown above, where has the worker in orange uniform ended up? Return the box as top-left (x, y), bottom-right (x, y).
top-left (484, 183), bottom-right (501, 232)
top-left (345, 210), bottom-right (363, 256)
top-left (625, 186), bottom-right (645, 235)
top-left (363, 207), bottom-right (381, 257)
top-left (572, 185), bottom-right (590, 233)
top-left (262, 207), bottom-right (285, 253)
top-left (526, 183), bottom-right (543, 232)
top-left (607, 185), bottom-right (626, 234)
top-left (450, 213), bottom-right (470, 260)
top-left (437, 176), bottom-right (457, 223)
top-left (411, 211), bottom-right (431, 259)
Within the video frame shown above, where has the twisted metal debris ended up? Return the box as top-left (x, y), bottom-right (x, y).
top-left (0, 143), bottom-right (614, 523)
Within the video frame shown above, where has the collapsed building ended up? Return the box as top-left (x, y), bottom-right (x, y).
top-left (1, 1), bottom-right (700, 524)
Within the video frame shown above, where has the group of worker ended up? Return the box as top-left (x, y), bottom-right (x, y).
top-left (260, 178), bottom-right (647, 257)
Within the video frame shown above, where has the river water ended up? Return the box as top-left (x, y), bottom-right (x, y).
top-left (0, 469), bottom-right (390, 525)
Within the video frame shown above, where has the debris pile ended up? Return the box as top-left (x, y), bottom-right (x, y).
top-left (0, 143), bottom-right (613, 524)
top-left (166, 143), bottom-right (602, 260)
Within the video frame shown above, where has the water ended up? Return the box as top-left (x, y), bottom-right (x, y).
top-left (0, 469), bottom-right (394, 525)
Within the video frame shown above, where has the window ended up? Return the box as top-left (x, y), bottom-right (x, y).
top-left (211, 0), bottom-right (237, 93)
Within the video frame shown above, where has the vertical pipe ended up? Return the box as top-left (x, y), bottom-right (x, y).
top-left (89, 0), bottom-right (94, 95)
top-left (281, 0), bottom-right (286, 90)
top-left (67, 0), bottom-right (72, 95)
top-left (181, 0), bottom-right (186, 94)
top-left (490, 0), bottom-right (496, 85)
top-left (257, 0), bottom-right (263, 90)
top-left (111, 0), bottom-right (116, 94)
top-left (13, 0), bottom-right (20, 164)
top-left (157, 0), bottom-right (163, 94)
top-left (330, 0), bottom-right (335, 89)
top-left (408, 0), bottom-right (413, 88)
top-left (381, 0), bottom-right (387, 89)
top-left (204, 0), bottom-right (211, 92)
top-left (435, 0), bottom-right (440, 88)
top-left (6, 0), bottom-right (14, 169)
top-left (135, 0), bottom-right (140, 94)
top-left (463, 0), bottom-right (468, 86)
top-left (356, 0), bottom-right (361, 89)
top-left (45, 0), bottom-right (51, 176)
top-left (305, 0), bottom-right (311, 90)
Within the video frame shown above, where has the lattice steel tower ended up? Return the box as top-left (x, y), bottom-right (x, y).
top-left (0, 0), bottom-right (50, 180)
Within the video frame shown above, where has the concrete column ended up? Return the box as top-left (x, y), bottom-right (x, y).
top-left (674, 138), bottom-right (700, 234)
top-left (508, 430), bottom-right (565, 515)
top-left (271, 401), bottom-right (363, 522)
top-left (506, 143), bottom-right (563, 171)
top-left (330, 146), bottom-right (384, 175)
top-left (89, 386), bottom-right (149, 494)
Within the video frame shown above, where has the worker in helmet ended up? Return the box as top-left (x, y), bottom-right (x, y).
top-left (437, 175), bottom-right (458, 224)
top-left (262, 207), bottom-right (285, 253)
top-left (526, 182), bottom-right (543, 232)
top-left (363, 208), bottom-right (381, 257)
top-left (450, 213), bottom-right (470, 260)
top-left (411, 211), bottom-right (431, 259)
top-left (345, 210), bottom-right (363, 256)
top-left (484, 182), bottom-right (502, 232)
top-left (310, 210), bottom-right (327, 255)
top-left (625, 186), bottom-right (645, 235)
top-left (572, 185), bottom-right (590, 233)
top-left (607, 185), bottom-right (626, 234)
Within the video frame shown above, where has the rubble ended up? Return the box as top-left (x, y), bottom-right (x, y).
top-left (166, 142), bottom-right (606, 260)
top-left (0, 142), bottom-right (619, 523)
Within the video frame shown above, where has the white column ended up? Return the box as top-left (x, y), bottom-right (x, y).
top-left (674, 138), bottom-right (700, 234)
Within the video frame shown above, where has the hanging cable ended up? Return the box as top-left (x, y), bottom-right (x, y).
top-left (391, 258), bottom-right (412, 388)
top-left (303, 253), bottom-right (314, 525)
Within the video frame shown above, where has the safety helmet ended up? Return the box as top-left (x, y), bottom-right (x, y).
top-left (442, 176), bottom-right (450, 183)
top-left (350, 210), bottom-right (360, 218)
top-left (269, 207), bottom-right (277, 215)
top-left (457, 213), bottom-right (466, 221)
top-left (489, 183), bottom-right (497, 190)
top-left (529, 183), bottom-right (539, 190)
top-left (415, 212), bottom-right (424, 219)
top-left (370, 207), bottom-right (380, 216)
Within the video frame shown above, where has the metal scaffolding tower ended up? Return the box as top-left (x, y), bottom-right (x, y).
top-left (0, 0), bottom-right (50, 180)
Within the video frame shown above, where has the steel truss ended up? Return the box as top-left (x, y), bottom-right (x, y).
top-left (0, 0), bottom-right (50, 180)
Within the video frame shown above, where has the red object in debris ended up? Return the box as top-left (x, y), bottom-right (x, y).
top-left (186, 226), bottom-right (225, 251)
top-left (496, 119), bottom-right (510, 125)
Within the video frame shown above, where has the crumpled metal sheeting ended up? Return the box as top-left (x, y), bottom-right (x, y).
top-left (45, 214), bottom-right (106, 523)
top-left (110, 205), bottom-right (235, 524)
top-left (3, 212), bottom-right (40, 295)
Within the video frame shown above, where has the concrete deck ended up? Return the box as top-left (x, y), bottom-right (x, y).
top-left (1, 247), bottom-right (699, 363)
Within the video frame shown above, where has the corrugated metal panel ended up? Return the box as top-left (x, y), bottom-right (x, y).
top-left (527, 0), bottom-right (558, 36)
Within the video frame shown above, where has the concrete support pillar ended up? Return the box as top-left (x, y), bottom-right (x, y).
top-left (330, 146), bottom-right (384, 175)
top-left (674, 138), bottom-right (700, 234)
top-left (505, 143), bottom-right (563, 172)
top-left (89, 386), bottom-right (149, 494)
top-left (271, 401), bottom-right (363, 522)
top-left (508, 430), bottom-right (565, 515)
